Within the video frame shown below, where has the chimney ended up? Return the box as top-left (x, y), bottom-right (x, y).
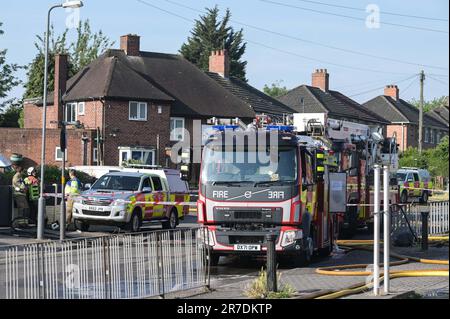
top-left (54, 54), bottom-right (68, 124)
top-left (209, 50), bottom-right (230, 78)
top-left (384, 85), bottom-right (399, 101)
top-left (312, 69), bottom-right (329, 92)
top-left (120, 34), bottom-right (140, 56)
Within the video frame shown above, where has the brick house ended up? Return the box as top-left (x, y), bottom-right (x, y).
top-left (277, 69), bottom-right (388, 130)
top-left (11, 34), bottom-right (294, 170)
top-left (363, 86), bottom-right (448, 151)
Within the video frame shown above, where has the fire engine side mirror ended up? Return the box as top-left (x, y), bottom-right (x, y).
top-left (180, 164), bottom-right (191, 182)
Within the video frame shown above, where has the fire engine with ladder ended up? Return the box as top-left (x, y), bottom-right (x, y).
top-left (193, 113), bottom-right (399, 266)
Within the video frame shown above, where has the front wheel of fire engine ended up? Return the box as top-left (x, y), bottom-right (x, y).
top-left (400, 191), bottom-right (408, 204)
top-left (294, 238), bottom-right (313, 267)
top-left (162, 208), bottom-right (178, 230)
top-left (207, 252), bottom-right (220, 267)
top-left (126, 210), bottom-right (142, 233)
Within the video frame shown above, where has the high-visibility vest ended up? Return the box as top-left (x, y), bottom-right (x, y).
top-left (65, 178), bottom-right (81, 195)
top-left (24, 177), bottom-right (40, 200)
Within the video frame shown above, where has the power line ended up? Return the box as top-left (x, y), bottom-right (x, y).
top-left (246, 39), bottom-right (410, 75)
top-left (401, 77), bottom-right (420, 96)
top-left (348, 74), bottom-right (418, 97)
top-left (292, 0), bottom-right (449, 22)
top-left (427, 75), bottom-right (449, 87)
top-left (136, 0), bottom-right (193, 22)
top-left (335, 75), bottom-right (413, 91)
top-left (257, 0), bottom-right (449, 34)
top-left (137, 0), bottom-right (405, 75)
top-left (157, 0), bottom-right (448, 71)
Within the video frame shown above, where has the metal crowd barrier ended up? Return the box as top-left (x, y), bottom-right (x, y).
top-left (391, 201), bottom-right (449, 237)
top-left (1, 227), bottom-right (209, 299)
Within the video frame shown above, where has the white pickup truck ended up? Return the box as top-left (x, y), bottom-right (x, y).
top-left (72, 169), bottom-right (191, 232)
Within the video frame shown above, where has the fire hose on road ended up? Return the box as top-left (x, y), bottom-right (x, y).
top-left (312, 236), bottom-right (449, 299)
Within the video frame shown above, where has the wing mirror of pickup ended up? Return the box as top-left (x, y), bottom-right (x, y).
top-left (84, 183), bottom-right (91, 190)
top-left (142, 187), bottom-right (153, 193)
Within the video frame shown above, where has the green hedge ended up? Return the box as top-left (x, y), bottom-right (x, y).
top-left (0, 165), bottom-right (96, 186)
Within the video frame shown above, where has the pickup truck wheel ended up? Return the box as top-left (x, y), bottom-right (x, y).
top-left (162, 208), bottom-right (178, 230)
top-left (74, 219), bottom-right (90, 232)
top-left (126, 210), bottom-right (142, 233)
top-left (420, 191), bottom-right (428, 204)
top-left (400, 191), bottom-right (408, 204)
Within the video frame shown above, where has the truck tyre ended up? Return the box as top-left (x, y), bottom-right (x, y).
top-left (207, 252), bottom-right (220, 267)
top-left (420, 191), bottom-right (428, 204)
top-left (293, 237), bottom-right (313, 267)
top-left (400, 191), bottom-right (408, 204)
top-left (317, 244), bottom-right (332, 258)
top-left (74, 219), bottom-right (90, 232)
top-left (162, 208), bottom-right (178, 230)
top-left (126, 210), bottom-right (142, 233)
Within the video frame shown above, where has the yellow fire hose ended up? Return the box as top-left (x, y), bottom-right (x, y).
top-left (313, 236), bottom-right (449, 299)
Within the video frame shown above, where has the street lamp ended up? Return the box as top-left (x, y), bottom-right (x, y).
top-left (37, 1), bottom-right (84, 240)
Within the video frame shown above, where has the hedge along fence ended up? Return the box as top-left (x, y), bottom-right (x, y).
top-left (0, 165), bottom-right (97, 187)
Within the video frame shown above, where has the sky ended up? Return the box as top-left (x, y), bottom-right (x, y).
top-left (1, 0), bottom-right (449, 105)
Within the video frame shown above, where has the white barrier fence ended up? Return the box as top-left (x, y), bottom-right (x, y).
top-left (1, 228), bottom-right (209, 299)
top-left (392, 201), bottom-right (449, 237)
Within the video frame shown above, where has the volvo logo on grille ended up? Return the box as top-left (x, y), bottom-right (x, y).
top-left (244, 191), bottom-right (252, 199)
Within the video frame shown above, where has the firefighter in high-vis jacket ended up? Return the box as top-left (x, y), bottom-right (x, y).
top-left (24, 167), bottom-right (40, 224)
top-left (65, 169), bottom-right (81, 227)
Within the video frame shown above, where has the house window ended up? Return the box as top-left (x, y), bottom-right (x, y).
top-left (78, 102), bottom-right (85, 115)
top-left (424, 128), bottom-right (429, 143)
top-left (157, 105), bottom-right (163, 114)
top-left (65, 103), bottom-right (77, 123)
top-left (55, 147), bottom-right (66, 162)
top-left (430, 129), bottom-right (435, 144)
top-left (170, 117), bottom-right (185, 141)
top-left (119, 147), bottom-right (156, 166)
top-left (129, 101), bottom-right (147, 121)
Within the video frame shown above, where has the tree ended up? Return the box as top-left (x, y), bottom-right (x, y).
top-left (0, 22), bottom-right (21, 111)
top-left (263, 80), bottom-right (289, 98)
top-left (427, 136), bottom-right (449, 178)
top-left (0, 99), bottom-right (22, 127)
top-left (409, 96), bottom-right (448, 113)
top-left (399, 136), bottom-right (449, 178)
top-left (24, 20), bottom-right (114, 99)
top-left (180, 6), bottom-right (247, 81)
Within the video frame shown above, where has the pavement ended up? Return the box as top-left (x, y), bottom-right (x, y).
top-left (186, 241), bottom-right (449, 300)
top-left (0, 212), bottom-right (447, 300)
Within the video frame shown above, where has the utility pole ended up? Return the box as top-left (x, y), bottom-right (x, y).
top-left (418, 70), bottom-right (425, 153)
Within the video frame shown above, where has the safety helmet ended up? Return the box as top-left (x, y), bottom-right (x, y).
top-left (27, 167), bottom-right (36, 176)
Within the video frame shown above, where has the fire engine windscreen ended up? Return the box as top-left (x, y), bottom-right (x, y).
top-left (201, 146), bottom-right (298, 185)
top-left (90, 175), bottom-right (141, 192)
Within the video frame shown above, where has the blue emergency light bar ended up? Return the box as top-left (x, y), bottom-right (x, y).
top-left (266, 125), bottom-right (294, 132)
top-left (212, 125), bottom-right (239, 131)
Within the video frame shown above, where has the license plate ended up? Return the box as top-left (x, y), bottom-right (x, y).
top-left (234, 244), bottom-right (261, 251)
top-left (88, 206), bottom-right (103, 212)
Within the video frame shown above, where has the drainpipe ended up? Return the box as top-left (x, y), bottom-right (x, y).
top-left (99, 98), bottom-right (106, 166)
top-left (401, 124), bottom-right (405, 152)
